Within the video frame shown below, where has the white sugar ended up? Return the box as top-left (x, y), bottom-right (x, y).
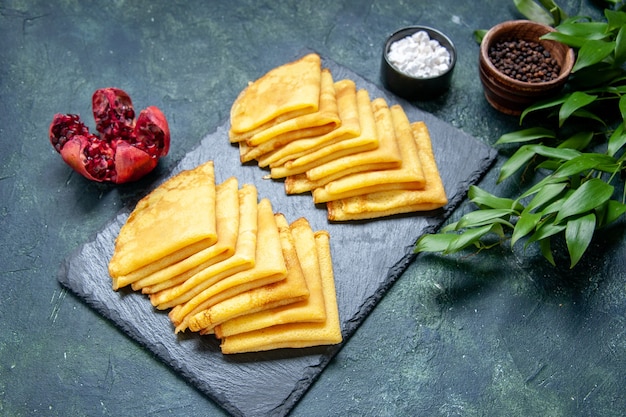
top-left (387, 30), bottom-right (451, 78)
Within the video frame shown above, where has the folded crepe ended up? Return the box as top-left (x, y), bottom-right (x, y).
top-left (259, 79), bottom-right (362, 170)
top-left (109, 161), bottom-right (218, 290)
top-left (147, 183), bottom-right (258, 309)
top-left (284, 96), bottom-right (402, 195)
top-left (312, 103), bottom-right (426, 203)
top-left (171, 200), bottom-right (292, 333)
top-left (214, 217), bottom-right (327, 338)
top-left (270, 88), bottom-right (377, 179)
top-left (219, 230), bottom-right (342, 354)
top-left (238, 68), bottom-right (341, 162)
top-left (326, 121), bottom-right (447, 221)
top-left (131, 177), bottom-right (240, 293)
top-left (229, 53), bottom-right (322, 138)
top-left (186, 213), bottom-right (310, 334)
top-left (307, 97), bottom-right (402, 181)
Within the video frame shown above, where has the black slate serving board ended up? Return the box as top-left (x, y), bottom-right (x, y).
top-left (58, 55), bottom-right (498, 417)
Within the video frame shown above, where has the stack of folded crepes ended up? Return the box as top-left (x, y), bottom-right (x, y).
top-left (108, 161), bottom-right (342, 354)
top-left (229, 53), bottom-right (448, 221)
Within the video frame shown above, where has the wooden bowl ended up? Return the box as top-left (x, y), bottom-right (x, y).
top-left (479, 20), bottom-right (575, 115)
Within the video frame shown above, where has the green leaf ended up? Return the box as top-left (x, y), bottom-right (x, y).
top-left (557, 131), bottom-right (594, 150)
top-left (468, 186), bottom-right (523, 211)
top-left (554, 21), bottom-right (610, 39)
top-left (603, 200), bottom-right (626, 225)
top-left (565, 213), bottom-right (596, 268)
top-left (526, 219), bottom-right (566, 246)
top-left (532, 144), bottom-right (582, 160)
top-left (569, 64), bottom-right (625, 88)
top-left (609, 84), bottom-right (626, 93)
top-left (520, 96), bottom-right (567, 123)
top-left (619, 95), bottom-right (626, 122)
top-left (555, 178), bottom-right (615, 223)
top-left (495, 127), bottom-right (556, 145)
top-left (511, 211), bottom-right (542, 246)
top-left (572, 39), bottom-right (617, 73)
top-left (474, 29), bottom-right (487, 44)
top-left (614, 25), bottom-right (626, 65)
top-left (608, 123), bottom-right (626, 157)
top-left (539, 237), bottom-right (556, 266)
top-left (559, 92), bottom-right (598, 126)
top-left (536, 159), bottom-right (561, 171)
top-left (490, 222), bottom-right (507, 239)
top-left (538, 0), bottom-right (567, 23)
top-left (605, 9), bottom-right (626, 31)
top-left (514, 0), bottom-right (555, 25)
top-left (540, 195), bottom-right (567, 216)
top-left (445, 225), bottom-right (494, 254)
top-left (441, 221), bottom-right (459, 233)
top-left (569, 108), bottom-right (606, 125)
top-left (498, 144), bottom-right (580, 181)
top-left (553, 153), bottom-right (620, 177)
top-left (455, 209), bottom-right (515, 229)
top-left (586, 84), bottom-right (626, 94)
top-left (541, 31), bottom-right (588, 48)
top-left (525, 182), bottom-right (568, 212)
top-left (497, 144), bottom-right (537, 183)
top-left (414, 233), bottom-right (457, 253)
top-left (520, 175), bottom-right (569, 199)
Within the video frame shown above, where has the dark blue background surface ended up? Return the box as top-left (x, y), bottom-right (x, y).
top-left (1, 1), bottom-right (623, 416)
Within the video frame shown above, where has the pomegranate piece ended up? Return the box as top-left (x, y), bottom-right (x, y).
top-left (49, 88), bottom-right (170, 184)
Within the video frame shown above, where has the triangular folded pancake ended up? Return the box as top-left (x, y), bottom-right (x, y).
top-left (150, 184), bottom-right (260, 311)
top-left (214, 217), bottom-right (327, 338)
top-left (229, 53), bottom-right (322, 137)
top-left (269, 88), bottom-right (378, 179)
top-left (130, 177), bottom-right (240, 293)
top-left (238, 68), bottom-right (340, 161)
top-left (283, 96), bottom-right (402, 195)
top-left (312, 103), bottom-right (426, 203)
top-left (186, 213), bottom-right (310, 334)
top-left (326, 121), bottom-right (447, 221)
top-left (305, 97), bottom-right (402, 182)
top-left (219, 230), bottom-right (342, 354)
top-left (258, 79), bottom-right (361, 169)
top-left (109, 161), bottom-right (217, 289)
top-left (172, 200), bottom-right (292, 333)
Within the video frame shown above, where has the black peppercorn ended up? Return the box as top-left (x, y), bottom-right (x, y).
top-left (488, 38), bottom-right (561, 83)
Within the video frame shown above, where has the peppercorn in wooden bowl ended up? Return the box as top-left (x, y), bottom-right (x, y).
top-left (479, 20), bottom-right (575, 115)
top-left (381, 26), bottom-right (456, 100)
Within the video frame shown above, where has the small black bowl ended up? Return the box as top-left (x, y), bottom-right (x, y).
top-left (381, 26), bottom-right (456, 100)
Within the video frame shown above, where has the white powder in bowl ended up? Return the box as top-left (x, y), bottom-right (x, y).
top-left (387, 30), bottom-right (451, 78)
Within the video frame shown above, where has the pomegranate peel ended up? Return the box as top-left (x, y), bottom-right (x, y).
top-left (49, 88), bottom-right (170, 184)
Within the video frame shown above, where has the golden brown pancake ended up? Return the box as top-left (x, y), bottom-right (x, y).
top-left (305, 97), bottom-right (402, 181)
top-left (219, 230), bottom-right (342, 354)
top-left (238, 68), bottom-right (340, 161)
top-left (109, 161), bottom-right (217, 290)
top-left (326, 121), bottom-right (447, 221)
top-left (270, 88), bottom-right (378, 179)
top-left (258, 79), bottom-right (361, 169)
top-left (283, 96), bottom-right (402, 195)
top-left (229, 53), bottom-right (322, 136)
top-left (312, 103), bottom-right (426, 203)
top-left (171, 200), bottom-right (291, 333)
top-left (214, 217), bottom-right (327, 338)
top-left (130, 177), bottom-right (240, 293)
top-left (280, 89), bottom-right (377, 170)
top-left (186, 213), bottom-right (310, 334)
top-left (145, 183), bottom-right (258, 307)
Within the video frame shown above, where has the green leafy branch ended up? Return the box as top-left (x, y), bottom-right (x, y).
top-left (416, 0), bottom-right (626, 268)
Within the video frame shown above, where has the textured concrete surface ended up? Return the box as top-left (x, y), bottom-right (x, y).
top-left (1, 0), bottom-right (624, 416)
